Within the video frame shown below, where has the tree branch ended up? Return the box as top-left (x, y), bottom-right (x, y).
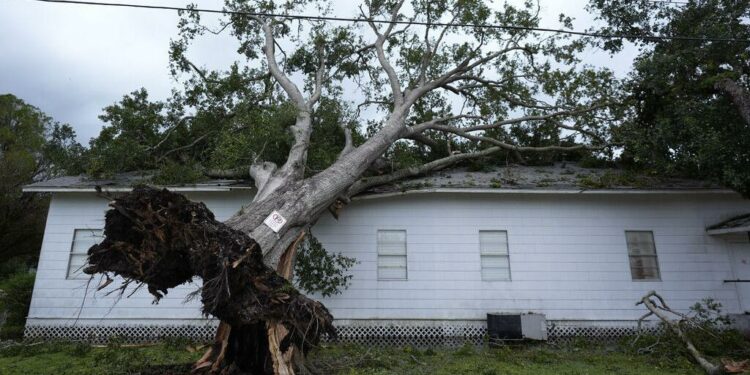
top-left (261, 21), bottom-right (307, 108)
top-left (636, 291), bottom-right (731, 375)
top-left (365, 0), bottom-right (406, 107)
top-left (145, 115), bottom-right (194, 153)
top-left (204, 166), bottom-right (250, 179)
top-left (347, 146), bottom-right (503, 196)
top-left (426, 123), bottom-right (599, 152)
top-left (308, 45), bottom-right (327, 107)
top-left (157, 131), bottom-right (212, 162)
top-left (715, 78), bottom-right (750, 126)
top-left (338, 123), bottom-right (355, 159)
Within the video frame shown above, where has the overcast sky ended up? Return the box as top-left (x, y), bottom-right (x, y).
top-left (0, 0), bottom-right (637, 144)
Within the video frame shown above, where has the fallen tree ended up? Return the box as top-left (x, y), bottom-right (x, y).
top-left (84, 187), bottom-right (335, 374)
top-left (78, 0), bottom-right (622, 373)
top-left (636, 291), bottom-right (749, 375)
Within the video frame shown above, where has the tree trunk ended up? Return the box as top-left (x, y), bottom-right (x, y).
top-left (84, 187), bottom-right (335, 374)
top-left (228, 109), bottom-right (411, 267)
top-left (715, 78), bottom-right (750, 126)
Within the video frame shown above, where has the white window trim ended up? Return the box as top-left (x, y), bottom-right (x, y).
top-left (67, 228), bottom-right (103, 280)
top-left (625, 230), bottom-right (662, 282)
top-left (479, 230), bottom-right (511, 281)
top-left (377, 229), bottom-right (408, 281)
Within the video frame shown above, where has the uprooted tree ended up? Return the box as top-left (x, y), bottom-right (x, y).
top-left (83, 0), bottom-right (622, 373)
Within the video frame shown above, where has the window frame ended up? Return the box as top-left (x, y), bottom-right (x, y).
top-left (67, 228), bottom-right (103, 280)
top-left (479, 230), bottom-right (512, 281)
top-left (625, 230), bottom-right (661, 282)
top-left (376, 229), bottom-right (408, 281)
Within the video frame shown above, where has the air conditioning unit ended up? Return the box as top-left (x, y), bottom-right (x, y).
top-left (487, 312), bottom-right (547, 342)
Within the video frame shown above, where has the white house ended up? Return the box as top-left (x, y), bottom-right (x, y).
top-left (21, 164), bottom-right (750, 344)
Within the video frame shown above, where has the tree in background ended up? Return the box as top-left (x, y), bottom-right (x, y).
top-left (0, 93), bottom-right (84, 264)
top-left (0, 93), bottom-right (84, 338)
top-left (588, 0), bottom-right (750, 195)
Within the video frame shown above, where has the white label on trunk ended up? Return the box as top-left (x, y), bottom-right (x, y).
top-left (263, 210), bottom-right (287, 233)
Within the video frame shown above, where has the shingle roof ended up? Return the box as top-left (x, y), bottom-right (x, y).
top-left (364, 162), bottom-right (726, 196)
top-left (23, 163), bottom-right (728, 194)
top-left (22, 171), bottom-right (254, 192)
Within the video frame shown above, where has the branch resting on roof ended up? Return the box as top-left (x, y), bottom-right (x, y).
top-left (347, 146), bottom-right (502, 196)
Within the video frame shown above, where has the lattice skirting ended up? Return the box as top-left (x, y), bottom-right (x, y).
top-left (23, 323), bottom-right (218, 345)
top-left (547, 321), bottom-right (662, 343)
top-left (24, 320), bottom-right (660, 346)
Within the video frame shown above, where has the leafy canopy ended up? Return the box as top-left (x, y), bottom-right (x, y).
top-left (82, 0), bottom-right (622, 183)
top-left (589, 0), bottom-right (750, 195)
top-left (0, 93), bottom-right (84, 263)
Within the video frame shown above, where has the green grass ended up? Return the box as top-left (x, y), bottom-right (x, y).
top-left (0, 341), bottom-right (703, 375)
top-left (308, 343), bottom-right (701, 375)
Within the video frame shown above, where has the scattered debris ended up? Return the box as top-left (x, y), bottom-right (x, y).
top-left (636, 291), bottom-right (750, 375)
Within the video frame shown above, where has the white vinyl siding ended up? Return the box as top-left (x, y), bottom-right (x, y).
top-left (26, 189), bottom-right (750, 328)
top-left (479, 230), bottom-right (511, 281)
top-left (67, 229), bottom-right (102, 279)
top-left (625, 231), bottom-right (661, 281)
top-left (377, 230), bottom-right (407, 280)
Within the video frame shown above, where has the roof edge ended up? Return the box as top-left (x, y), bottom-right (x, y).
top-left (23, 186), bottom-right (737, 196)
top-left (353, 187), bottom-right (738, 200)
top-left (22, 186), bottom-right (255, 193)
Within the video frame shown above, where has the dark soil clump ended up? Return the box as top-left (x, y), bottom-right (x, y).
top-left (84, 186), bottom-right (335, 374)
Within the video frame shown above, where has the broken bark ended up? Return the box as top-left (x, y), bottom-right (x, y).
top-left (636, 291), bottom-right (749, 375)
top-left (84, 186), bottom-right (335, 374)
top-left (715, 78), bottom-right (750, 126)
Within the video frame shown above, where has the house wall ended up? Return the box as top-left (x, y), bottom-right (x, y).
top-left (26, 191), bottom-right (253, 327)
top-left (314, 193), bottom-right (750, 323)
top-left (25, 191), bottom-right (750, 331)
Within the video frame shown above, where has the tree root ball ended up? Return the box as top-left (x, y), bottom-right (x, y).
top-left (83, 186), bottom-right (335, 373)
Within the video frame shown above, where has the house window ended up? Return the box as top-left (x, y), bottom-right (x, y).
top-left (625, 231), bottom-right (661, 281)
top-left (479, 230), bottom-right (511, 281)
top-left (67, 229), bottom-right (102, 279)
top-left (377, 230), bottom-right (407, 280)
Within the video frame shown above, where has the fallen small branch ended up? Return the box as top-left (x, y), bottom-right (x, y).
top-left (636, 291), bottom-right (749, 375)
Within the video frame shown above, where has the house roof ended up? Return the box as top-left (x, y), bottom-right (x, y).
top-left (359, 162), bottom-right (731, 198)
top-left (22, 171), bottom-right (254, 193)
top-left (706, 214), bottom-right (750, 235)
top-left (22, 163), bottom-right (733, 195)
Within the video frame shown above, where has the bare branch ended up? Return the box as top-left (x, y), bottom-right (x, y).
top-left (427, 123), bottom-right (599, 152)
top-left (157, 132), bottom-right (212, 162)
top-left (409, 114), bottom-right (487, 133)
top-left (636, 291), bottom-right (734, 375)
top-left (338, 124), bottom-right (355, 160)
top-left (250, 161), bottom-right (279, 195)
top-left (347, 146), bottom-right (503, 196)
top-left (409, 46), bottom-right (530, 103)
top-left (406, 132), bottom-right (439, 148)
top-left (365, 0), bottom-right (406, 107)
top-left (261, 21), bottom-right (306, 108)
top-left (145, 115), bottom-right (194, 153)
top-left (185, 59), bottom-right (218, 85)
top-left (410, 104), bottom-right (610, 141)
top-left (461, 104), bottom-right (609, 132)
top-left (308, 45), bottom-right (327, 106)
top-left (205, 166), bottom-right (250, 179)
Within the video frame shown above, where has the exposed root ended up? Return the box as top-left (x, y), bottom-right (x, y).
top-left (83, 186), bottom-right (335, 374)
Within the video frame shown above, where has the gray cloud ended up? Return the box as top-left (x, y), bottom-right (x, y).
top-left (0, 0), bottom-right (636, 144)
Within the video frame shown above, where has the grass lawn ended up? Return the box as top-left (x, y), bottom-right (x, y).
top-left (0, 340), bottom-right (703, 375)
